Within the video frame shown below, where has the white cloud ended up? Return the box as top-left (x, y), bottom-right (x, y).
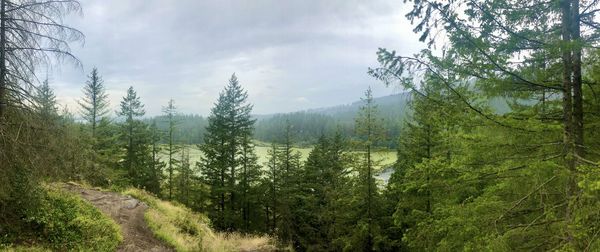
top-left (51, 0), bottom-right (423, 116)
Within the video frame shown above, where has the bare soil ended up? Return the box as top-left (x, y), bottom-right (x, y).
top-left (62, 183), bottom-right (173, 252)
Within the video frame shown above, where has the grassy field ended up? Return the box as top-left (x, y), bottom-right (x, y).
top-left (165, 143), bottom-right (396, 172)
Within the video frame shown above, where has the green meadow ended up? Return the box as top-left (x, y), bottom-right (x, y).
top-left (165, 143), bottom-right (396, 172)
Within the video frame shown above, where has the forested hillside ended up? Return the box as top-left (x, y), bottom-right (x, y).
top-left (254, 93), bottom-right (409, 147)
top-left (2, 0), bottom-right (600, 251)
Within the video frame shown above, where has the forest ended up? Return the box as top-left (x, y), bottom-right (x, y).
top-left (2, 0), bottom-right (600, 251)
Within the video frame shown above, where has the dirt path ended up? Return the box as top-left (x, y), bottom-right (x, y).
top-left (62, 183), bottom-right (173, 252)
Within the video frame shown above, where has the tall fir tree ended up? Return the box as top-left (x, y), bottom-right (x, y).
top-left (163, 99), bottom-right (180, 200)
top-left (78, 67), bottom-right (110, 138)
top-left (351, 87), bottom-right (386, 251)
top-left (117, 86), bottom-right (153, 189)
top-left (199, 74), bottom-right (257, 231)
top-left (34, 79), bottom-right (58, 121)
top-left (294, 132), bottom-right (353, 251)
top-left (148, 120), bottom-right (165, 195)
top-left (239, 135), bottom-right (263, 232)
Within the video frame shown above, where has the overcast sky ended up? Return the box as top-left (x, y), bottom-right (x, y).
top-left (50, 0), bottom-right (423, 116)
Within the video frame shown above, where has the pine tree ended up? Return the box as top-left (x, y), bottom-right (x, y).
top-left (368, 0), bottom-right (600, 249)
top-left (200, 74), bottom-right (256, 231)
top-left (239, 135), bottom-right (262, 232)
top-left (147, 120), bottom-right (164, 195)
top-left (177, 144), bottom-right (192, 205)
top-left (263, 143), bottom-right (281, 234)
top-left (117, 86), bottom-right (150, 188)
top-left (273, 122), bottom-right (301, 244)
top-left (78, 67), bottom-right (110, 138)
top-left (351, 87), bottom-right (385, 251)
top-left (34, 79), bottom-right (58, 121)
top-left (163, 99), bottom-right (180, 199)
top-left (295, 132), bottom-right (353, 251)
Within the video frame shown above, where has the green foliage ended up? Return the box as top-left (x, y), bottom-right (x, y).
top-left (78, 67), bottom-right (110, 138)
top-left (22, 186), bottom-right (122, 251)
top-left (117, 86), bottom-right (160, 191)
top-left (254, 93), bottom-right (409, 147)
top-left (292, 133), bottom-right (353, 251)
top-left (124, 187), bottom-right (274, 252)
top-left (34, 79), bottom-right (58, 121)
top-left (199, 73), bottom-right (261, 232)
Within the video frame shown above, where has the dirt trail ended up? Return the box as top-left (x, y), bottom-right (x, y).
top-left (62, 183), bottom-right (173, 252)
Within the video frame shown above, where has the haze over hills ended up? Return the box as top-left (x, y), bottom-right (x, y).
top-left (253, 92), bottom-right (410, 146)
top-left (147, 93), bottom-right (411, 146)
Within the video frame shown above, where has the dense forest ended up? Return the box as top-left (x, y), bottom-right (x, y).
top-left (145, 93), bottom-right (408, 147)
top-left (2, 0), bottom-right (600, 251)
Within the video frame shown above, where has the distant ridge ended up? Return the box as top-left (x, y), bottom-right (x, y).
top-left (253, 92), bottom-right (411, 147)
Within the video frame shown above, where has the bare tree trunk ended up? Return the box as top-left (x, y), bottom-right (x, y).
top-left (0, 0), bottom-right (6, 121)
top-left (571, 0), bottom-right (584, 159)
top-left (570, 0), bottom-right (584, 248)
top-left (561, 0), bottom-right (577, 245)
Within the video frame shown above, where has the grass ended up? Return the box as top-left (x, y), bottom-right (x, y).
top-left (3, 185), bottom-right (123, 251)
top-left (123, 188), bottom-right (275, 252)
top-left (162, 143), bottom-right (396, 172)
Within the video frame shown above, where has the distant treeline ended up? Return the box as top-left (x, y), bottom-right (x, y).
top-left (147, 93), bottom-right (409, 147)
top-left (144, 114), bottom-right (207, 144)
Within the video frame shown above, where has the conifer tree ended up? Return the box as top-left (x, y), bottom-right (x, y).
top-left (239, 135), bottom-right (262, 232)
top-left (79, 67), bottom-right (110, 138)
top-left (200, 74), bottom-right (256, 231)
top-left (34, 79), bottom-right (57, 121)
top-left (368, 0), bottom-right (600, 249)
top-left (295, 132), bottom-right (353, 251)
top-left (351, 87), bottom-right (385, 251)
top-left (117, 86), bottom-right (151, 188)
top-left (260, 120), bottom-right (303, 244)
top-left (177, 145), bottom-right (192, 205)
top-left (263, 143), bottom-right (281, 234)
top-left (163, 98), bottom-right (180, 199)
top-left (148, 120), bottom-right (164, 195)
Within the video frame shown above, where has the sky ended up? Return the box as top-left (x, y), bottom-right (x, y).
top-left (50, 0), bottom-right (423, 116)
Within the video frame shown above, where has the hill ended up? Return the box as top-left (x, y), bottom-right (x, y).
top-left (146, 93), bottom-right (411, 147)
top-left (253, 93), bottom-right (411, 146)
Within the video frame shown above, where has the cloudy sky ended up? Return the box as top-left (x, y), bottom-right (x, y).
top-left (51, 0), bottom-right (423, 116)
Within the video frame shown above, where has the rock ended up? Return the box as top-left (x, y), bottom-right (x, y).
top-left (122, 198), bottom-right (140, 209)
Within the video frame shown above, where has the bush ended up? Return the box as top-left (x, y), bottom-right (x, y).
top-left (23, 187), bottom-right (122, 251)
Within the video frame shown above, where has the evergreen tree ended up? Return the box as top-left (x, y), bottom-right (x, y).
top-left (147, 120), bottom-right (165, 195)
top-left (368, 0), bottom-right (600, 249)
top-left (78, 67), bottom-right (110, 138)
top-left (199, 74), bottom-right (256, 231)
top-left (239, 135), bottom-right (263, 232)
top-left (34, 79), bottom-right (58, 121)
top-left (117, 86), bottom-right (153, 188)
top-left (294, 132), bottom-right (353, 251)
top-left (163, 99), bottom-right (180, 199)
top-left (263, 143), bottom-right (281, 235)
top-left (260, 120), bottom-right (303, 245)
top-left (177, 145), bottom-right (192, 205)
top-left (350, 87), bottom-right (386, 251)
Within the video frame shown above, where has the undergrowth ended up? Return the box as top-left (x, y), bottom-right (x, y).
top-left (1, 185), bottom-right (122, 251)
top-left (123, 188), bottom-right (275, 252)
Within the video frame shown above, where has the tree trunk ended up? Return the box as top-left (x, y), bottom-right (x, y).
top-left (561, 0), bottom-right (578, 245)
top-left (0, 0), bottom-right (7, 121)
top-left (571, 0), bottom-right (584, 159)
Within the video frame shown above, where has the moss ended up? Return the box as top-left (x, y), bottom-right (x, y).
top-left (21, 186), bottom-right (122, 251)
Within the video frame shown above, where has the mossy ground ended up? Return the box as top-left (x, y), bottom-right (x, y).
top-left (1, 184), bottom-right (122, 251)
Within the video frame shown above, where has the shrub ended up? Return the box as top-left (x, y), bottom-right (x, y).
top-left (23, 187), bottom-right (122, 251)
